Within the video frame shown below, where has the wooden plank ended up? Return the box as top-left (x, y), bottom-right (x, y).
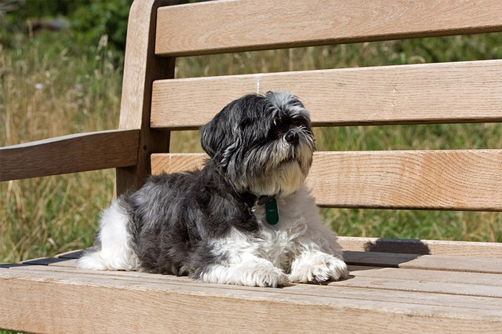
top-left (12, 261), bottom-right (502, 294)
top-left (310, 150), bottom-right (502, 210)
top-left (335, 275), bottom-right (502, 298)
top-left (349, 266), bottom-right (502, 287)
top-left (155, 0), bottom-right (502, 56)
top-left (115, 0), bottom-right (177, 195)
top-left (8, 260), bottom-right (502, 298)
top-left (0, 130), bottom-right (139, 181)
top-left (55, 250), bottom-right (83, 260)
top-left (151, 152), bottom-right (205, 174)
top-left (151, 149), bottom-right (502, 211)
top-left (6, 266), bottom-right (499, 308)
top-left (337, 237), bottom-right (502, 258)
top-left (1, 268), bottom-right (501, 333)
top-left (19, 258), bottom-right (78, 267)
top-left (41, 254), bottom-right (502, 288)
top-left (30, 250), bottom-right (502, 285)
top-left (344, 251), bottom-right (502, 274)
top-left (150, 60), bottom-right (502, 129)
top-left (52, 238), bottom-right (502, 264)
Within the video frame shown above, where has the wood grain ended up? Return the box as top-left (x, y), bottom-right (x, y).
top-left (151, 153), bottom-right (206, 174)
top-left (155, 0), bottom-right (502, 56)
top-left (115, 0), bottom-right (177, 195)
top-left (337, 237), bottom-right (502, 258)
top-left (13, 258), bottom-right (502, 295)
top-left (151, 60), bottom-right (502, 129)
top-left (0, 130), bottom-right (139, 181)
top-left (343, 251), bottom-right (502, 274)
top-left (26, 253), bottom-right (502, 289)
top-left (6, 261), bottom-right (502, 298)
top-left (348, 265), bottom-right (502, 287)
top-left (151, 150), bottom-right (502, 211)
top-left (51, 237), bottom-right (502, 261)
top-left (1, 266), bottom-right (501, 333)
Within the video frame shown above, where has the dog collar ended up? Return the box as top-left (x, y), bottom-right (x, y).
top-left (257, 196), bottom-right (279, 225)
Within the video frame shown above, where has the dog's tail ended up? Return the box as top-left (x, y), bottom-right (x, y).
top-left (77, 199), bottom-right (140, 271)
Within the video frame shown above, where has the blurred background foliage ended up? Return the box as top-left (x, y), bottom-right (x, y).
top-left (0, 0), bottom-right (133, 53)
top-left (0, 0), bottom-right (501, 265)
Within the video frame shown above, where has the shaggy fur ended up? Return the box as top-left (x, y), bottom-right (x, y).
top-left (78, 91), bottom-right (348, 287)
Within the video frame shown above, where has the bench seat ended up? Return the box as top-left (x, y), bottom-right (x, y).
top-left (2, 238), bottom-right (502, 333)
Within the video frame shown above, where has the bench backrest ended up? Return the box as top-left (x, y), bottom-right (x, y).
top-left (1, 0), bottom-right (500, 215)
top-left (133, 0), bottom-right (502, 213)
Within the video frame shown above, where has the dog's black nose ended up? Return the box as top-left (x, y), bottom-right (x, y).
top-left (285, 130), bottom-right (299, 144)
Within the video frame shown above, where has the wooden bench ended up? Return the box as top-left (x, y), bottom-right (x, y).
top-left (1, 0), bottom-right (502, 332)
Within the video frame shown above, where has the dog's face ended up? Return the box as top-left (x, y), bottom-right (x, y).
top-left (201, 91), bottom-right (315, 197)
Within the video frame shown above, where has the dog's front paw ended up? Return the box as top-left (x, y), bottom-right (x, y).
top-left (201, 261), bottom-right (290, 288)
top-left (289, 252), bottom-right (348, 284)
top-left (252, 264), bottom-right (290, 288)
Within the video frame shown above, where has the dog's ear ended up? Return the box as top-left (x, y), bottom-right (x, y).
top-left (201, 103), bottom-right (237, 160)
top-left (201, 94), bottom-right (266, 167)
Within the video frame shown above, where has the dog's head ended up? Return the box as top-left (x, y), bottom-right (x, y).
top-left (201, 91), bottom-right (315, 198)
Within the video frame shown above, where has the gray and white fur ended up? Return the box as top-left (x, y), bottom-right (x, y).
top-left (78, 91), bottom-right (348, 287)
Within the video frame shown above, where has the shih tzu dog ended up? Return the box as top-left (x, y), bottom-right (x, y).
top-left (78, 91), bottom-right (348, 287)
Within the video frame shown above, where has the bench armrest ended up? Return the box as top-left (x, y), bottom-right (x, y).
top-left (0, 129), bottom-right (140, 181)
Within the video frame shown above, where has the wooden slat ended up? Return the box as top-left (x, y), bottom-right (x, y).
top-left (151, 153), bottom-right (204, 173)
top-left (115, 0), bottom-right (176, 195)
top-left (1, 266), bottom-right (501, 333)
top-left (5, 260), bottom-right (502, 299)
top-left (19, 252), bottom-right (502, 285)
top-left (337, 237), bottom-right (502, 258)
top-left (151, 153), bottom-right (206, 173)
top-left (14, 259), bottom-right (502, 295)
top-left (337, 275), bottom-right (502, 298)
top-left (50, 238), bottom-right (502, 261)
top-left (344, 251), bottom-right (502, 274)
top-left (151, 60), bottom-right (502, 129)
top-left (348, 266), bottom-right (502, 287)
top-left (19, 258), bottom-right (79, 268)
top-left (20, 251), bottom-right (502, 279)
top-left (310, 150), bottom-right (502, 210)
top-left (13, 259), bottom-right (502, 295)
top-left (0, 129), bottom-right (140, 181)
top-left (151, 149), bottom-right (502, 211)
top-left (155, 0), bottom-right (502, 56)
top-left (55, 250), bottom-right (83, 259)
top-left (6, 265), bottom-right (499, 308)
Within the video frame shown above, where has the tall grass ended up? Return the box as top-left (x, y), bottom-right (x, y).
top-left (0, 34), bottom-right (122, 262)
top-left (1, 31), bottom-right (501, 264)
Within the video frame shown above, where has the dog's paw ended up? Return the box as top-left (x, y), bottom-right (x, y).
top-left (251, 264), bottom-right (290, 288)
top-left (289, 252), bottom-right (348, 284)
top-left (201, 261), bottom-right (290, 288)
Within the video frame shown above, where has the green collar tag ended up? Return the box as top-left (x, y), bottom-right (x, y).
top-left (265, 198), bottom-right (279, 225)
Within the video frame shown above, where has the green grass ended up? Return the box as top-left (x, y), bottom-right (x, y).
top-left (1, 30), bottom-right (501, 265)
top-left (0, 33), bottom-right (123, 262)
